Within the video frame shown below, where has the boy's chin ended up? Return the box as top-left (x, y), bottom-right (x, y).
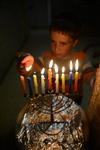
top-left (56, 54), bottom-right (65, 58)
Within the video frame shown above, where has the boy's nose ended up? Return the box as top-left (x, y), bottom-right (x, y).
top-left (55, 44), bottom-right (60, 52)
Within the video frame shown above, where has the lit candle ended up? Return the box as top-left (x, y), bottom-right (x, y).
top-left (25, 65), bottom-right (32, 72)
top-left (48, 59), bottom-right (53, 90)
top-left (27, 76), bottom-right (33, 97)
top-left (20, 75), bottom-right (27, 97)
top-left (33, 72), bottom-right (38, 95)
top-left (74, 59), bottom-right (79, 92)
top-left (54, 64), bottom-right (59, 94)
top-left (61, 66), bottom-right (65, 93)
top-left (69, 60), bottom-right (73, 92)
top-left (41, 68), bottom-right (45, 94)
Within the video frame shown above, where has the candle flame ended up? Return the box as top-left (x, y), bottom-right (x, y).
top-left (54, 64), bottom-right (58, 73)
top-left (75, 59), bottom-right (79, 71)
top-left (49, 59), bottom-right (53, 68)
top-left (26, 65), bottom-right (32, 71)
top-left (70, 61), bottom-right (73, 71)
top-left (62, 66), bottom-right (65, 73)
top-left (41, 68), bottom-right (45, 74)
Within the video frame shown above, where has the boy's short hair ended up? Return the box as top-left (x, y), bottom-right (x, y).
top-left (50, 12), bottom-right (82, 39)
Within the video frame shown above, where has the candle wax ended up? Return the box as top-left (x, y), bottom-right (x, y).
top-left (62, 73), bottom-right (65, 93)
top-left (20, 75), bottom-right (27, 97)
top-left (33, 74), bottom-right (38, 95)
top-left (41, 74), bottom-right (45, 94)
top-left (27, 77), bottom-right (33, 97)
top-left (74, 71), bottom-right (78, 92)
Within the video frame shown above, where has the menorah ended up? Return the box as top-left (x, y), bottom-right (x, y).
top-left (16, 59), bottom-right (87, 150)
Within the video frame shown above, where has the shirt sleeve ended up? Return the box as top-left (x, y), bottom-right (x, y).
top-left (82, 56), bottom-right (96, 87)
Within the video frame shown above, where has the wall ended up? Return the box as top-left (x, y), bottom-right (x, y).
top-left (0, 0), bottom-right (29, 83)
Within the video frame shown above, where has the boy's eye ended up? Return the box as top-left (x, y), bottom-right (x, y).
top-left (51, 40), bottom-right (66, 45)
top-left (51, 40), bottom-right (55, 44)
top-left (51, 40), bottom-right (71, 47)
top-left (60, 42), bottom-right (66, 46)
top-left (59, 42), bottom-right (70, 47)
top-left (51, 40), bottom-right (56, 46)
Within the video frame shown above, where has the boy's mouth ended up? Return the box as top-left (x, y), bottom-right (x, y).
top-left (56, 53), bottom-right (64, 58)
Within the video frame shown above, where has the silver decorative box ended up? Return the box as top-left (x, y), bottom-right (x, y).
top-left (16, 94), bottom-right (88, 150)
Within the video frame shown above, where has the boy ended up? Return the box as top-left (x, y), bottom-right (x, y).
top-left (17, 12), bottom-right (95, 105)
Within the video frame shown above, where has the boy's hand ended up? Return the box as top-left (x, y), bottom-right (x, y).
top-left (17, 53), bottom-right (34, 75)
top-left (82, 71), bottom-right (95, 87)
top-left (21, 55), bottom-right (34, 71)
top-left (83, 72), bottom-right (94, 82)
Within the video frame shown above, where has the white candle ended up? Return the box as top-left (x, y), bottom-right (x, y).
top-left (61, 66), bottom-right (65, 93)
top-left (54, 64), bottom-right (59, 94)
top-left (33, 72), bottom-right (38, 95)
top-left (41, 68), bottom-right (45, 94)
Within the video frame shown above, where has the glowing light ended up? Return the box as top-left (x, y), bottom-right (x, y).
top-left (26, 65), bottom-right (32, 72)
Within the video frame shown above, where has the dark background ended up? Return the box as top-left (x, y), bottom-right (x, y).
top-left (0, 0), bottom-right (100, 149)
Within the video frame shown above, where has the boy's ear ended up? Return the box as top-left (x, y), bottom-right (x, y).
top-left (73, 39), bottom-right (80, 47)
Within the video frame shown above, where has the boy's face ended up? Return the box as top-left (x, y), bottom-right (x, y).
top-left (50, 31), bottom-right (77, 58)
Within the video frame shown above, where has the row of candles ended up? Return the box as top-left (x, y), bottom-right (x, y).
top-left (19, 59), bottom-right (79, 97)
